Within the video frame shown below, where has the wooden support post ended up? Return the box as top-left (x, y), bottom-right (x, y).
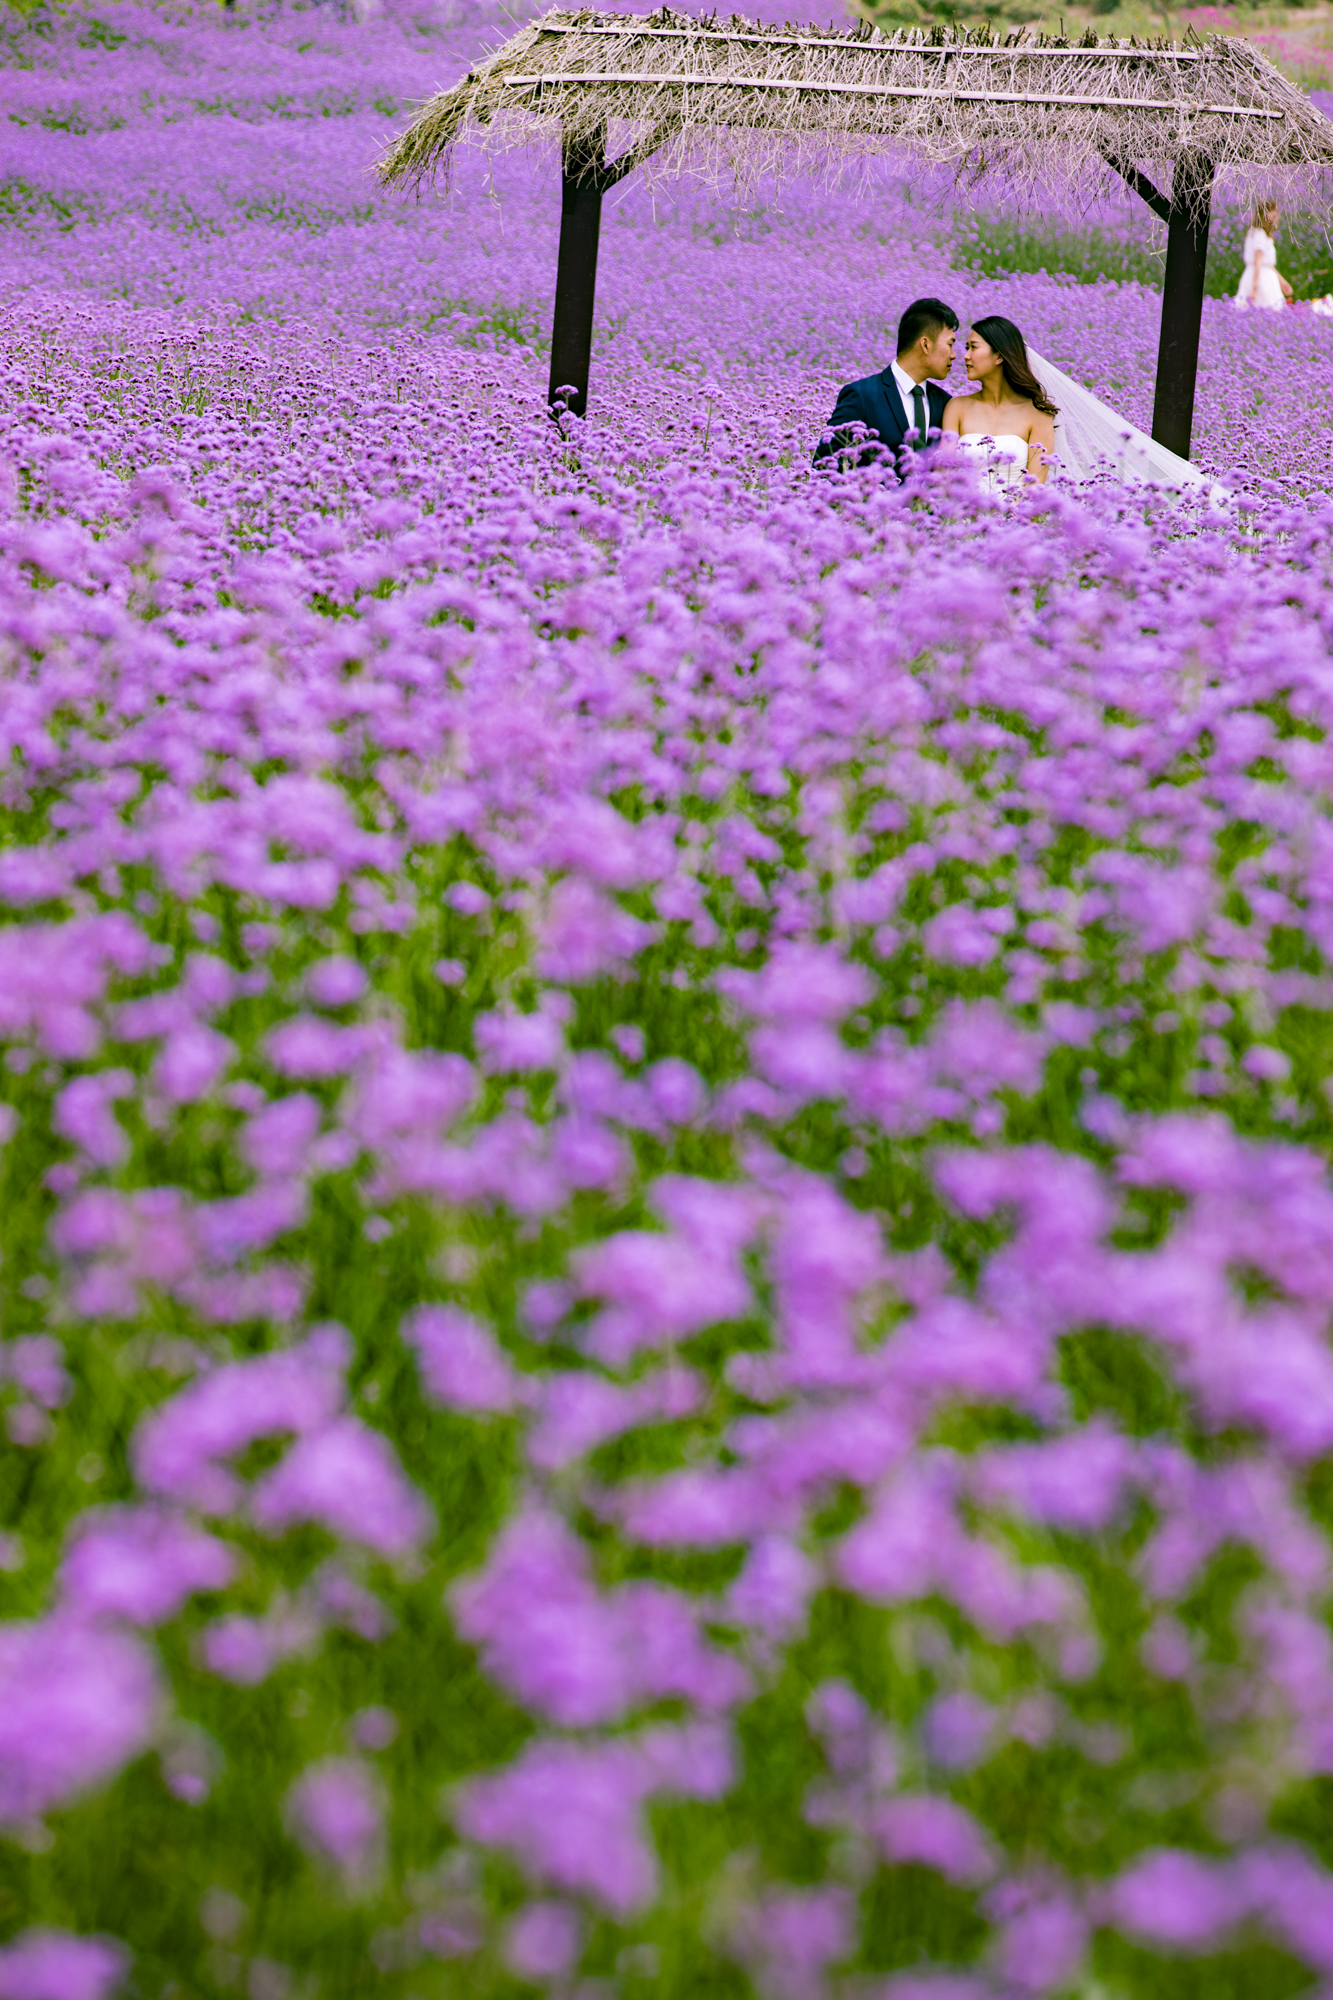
top-left (548, 124), bottom-right (606, 419)
top-left (1151, 151), bottom-right (1214, 460)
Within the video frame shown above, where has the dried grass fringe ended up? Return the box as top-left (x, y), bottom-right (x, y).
top-left (378, 6), bottom-right (1333, 215)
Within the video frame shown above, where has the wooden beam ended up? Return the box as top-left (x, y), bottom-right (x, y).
top-left (548, 124), bottom-right (606, 420)
top-left (546, 119), bottom-right (678, 419)
top-left (1103, 151), bottom-right (1170, 223)
top-left (1151, 151), bottom-right (1214, 458)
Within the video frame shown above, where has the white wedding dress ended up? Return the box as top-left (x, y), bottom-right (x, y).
top-left (1235, 228), bottom-right (1285, 312)
top-left (955, 433), bottom-right (1030, 491)
top-left (952, 349), bottom-right (1209, 494)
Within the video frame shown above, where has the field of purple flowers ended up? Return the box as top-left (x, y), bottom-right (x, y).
top-left (7, 2), bottom-right (1333, 1997)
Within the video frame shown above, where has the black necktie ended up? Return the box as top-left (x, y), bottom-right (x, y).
top-left (912, 384), bottom-right (928, 450)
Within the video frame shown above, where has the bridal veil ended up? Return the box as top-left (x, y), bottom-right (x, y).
top-left (1025, 346), bottom-right (1209, 491)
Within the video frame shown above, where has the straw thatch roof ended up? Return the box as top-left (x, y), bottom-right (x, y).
top-left (379, 7), bottom-right (1333, 206)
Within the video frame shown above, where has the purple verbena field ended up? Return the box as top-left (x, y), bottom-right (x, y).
top-left (6, 1), bottom-right (1333, 1996)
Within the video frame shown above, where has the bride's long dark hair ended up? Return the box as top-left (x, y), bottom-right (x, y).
top-left (971, 316), bottom-right (1058, 416)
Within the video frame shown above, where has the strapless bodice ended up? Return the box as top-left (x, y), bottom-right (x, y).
top-left (955, 434), bottom-right (1030, 488)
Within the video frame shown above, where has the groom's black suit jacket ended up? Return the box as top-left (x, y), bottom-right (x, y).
top-left (813, 369), bottom-right (950, 470)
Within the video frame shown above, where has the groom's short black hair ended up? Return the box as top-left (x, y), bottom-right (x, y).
top-left (896, 297), bottom-right (959, 356)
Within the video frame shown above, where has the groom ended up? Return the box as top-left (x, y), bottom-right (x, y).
top-left (814, 297), bottom-right (959, 471)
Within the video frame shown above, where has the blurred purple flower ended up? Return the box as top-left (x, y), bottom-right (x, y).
top-left (573, 1177), bottom-right (757, 1363)
top-left (921, 1693), bottom-right (997, 1773)
top-left (240, 1094), bottom-right (321, 1179)
top-left (154, 1024), bottom-right (234, 1104)
top-left (0, 1932), bottom-right (128, 2000)
top-left (53, 1072), bottom-right (133, 1170)
top-left (535, 877), bottom-right (652, 983)
top-left (287, 1757), bottom-right (385, 1893)
top-left (251, 1416), bottom-right (433, 1556)
top-left (452, 1509), bottom-right (745, 1724)
top-left (872, 1797), bottom-right (995, 1885)
top-left (971, 1423), bottom-right (1138, 1532)
top-left (133, 1329), bottom-right (349, 1512)
top-left (1106, 1849), bottom-right (1235, 1950)
top-left (3, 1336), bottom-right (72, 1410)
top-left (0, 1615), bottom-right (159, 1822)
top-left (61, 1507), bottom-right (235, 1624)
top-left (502, 1903), bottom-right (582, 1983)
top-left (306, 956), bottom-right (368, 1008)
top-left (200, 1606), bottom-right (318, 1685)
top-left (474, 1007), bottom-right (566, 1075)
top-left (729, 1885), bottom-right (855, 2000)
top-left (528, 1366), bottom-right (702, 1472)
top-left (454, 1723), bottom-right (732, 1914)
top-left (401, 1304), bottom-right (526, 1415)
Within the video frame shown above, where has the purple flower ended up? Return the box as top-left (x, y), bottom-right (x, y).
top-left (60, 1507), bottom-right (235, 1624)
top-left (807, 1680), bottom-right (876, 1780)
top-left (921, 1693), bottom-right (998, 1773)
top-left (0, 1932), bottom-right (128, 2000)
top-left (720, 943), bottom-right (871, 1023)
top-left (349, 1706), bottom-right (399, 1752)
top-left (240, 1094), bottom-right (321, 1179)
top-left (872, 1797), bottom-right (995, 1885)
top-left (528, 1366), bottom-right (703, 1471)
top-left (133, 1329), bottom-right (349, 1512)
top-left (728, 1886), bottom-right (855, 2000)
top-left (971, 1424), bottom-right (1138, 1532)
top-left (752, 1021), bottom-right (854, 1100)
top-left (615, 1466), bottom-right (767, 1547)
top-left (154, 1024), bottom-right (234, 1103)
top-left (306, 956), bottom-right (368, 1008)
top-left (502, 1903), bottom-right (582, 1983)
top-left (200, 1606), bottom-right (318, 1685)
top-left (454, 1723), bottom-right (732, 1914)
top-left (451, 1510), bottom-right (745, 1725)
top-left (265, 1017), bottom-right (371, 1080)
top-left (3, 1336), bottom-right (72, 1410)
top-left (1241, 1044), bottom-right (1292, 1083)
top-left (53, 1072), bottom-right (133, 1169)
top-left (923, 904), bottom-right (1006, 967)
top-left (345, 1046), bottom-right (475, 1148)
top-left (573, 1179), bottom-right (757, 1362)
top-left (251, 1416), bottom-right (434, 1556)
top-left (988, 1887), bottom-right (1087, 1995)
top-left (534, 878), bottom-right (652, 983)
top-left (725, 1534), bottom-right (818, 1641)
top-left (1105, 1849), bottom-right (1235, 1950)
top-left (287, 1758), bottom-right (385, 1893)
top-left (474, 1006), bottom-right (566, 1075)
top-left (401, 1304), bottom-right (526, 1415)
top-left (0, 1615), bottom-right (159, 1822)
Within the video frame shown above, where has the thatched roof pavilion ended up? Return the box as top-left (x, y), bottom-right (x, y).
top-left (381, 9), bottom-right (1333, 458)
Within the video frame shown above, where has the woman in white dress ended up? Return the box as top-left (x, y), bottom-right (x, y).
top-left (1235, 202), bottom-right (1292, 312)
top-left (941, 316), bottom-right (1056, 488)
top-left (937, 319), bottom-right (1211, 492)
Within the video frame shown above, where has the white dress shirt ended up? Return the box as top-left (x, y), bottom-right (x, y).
top-left (890, 358), bottom-right (932, 440)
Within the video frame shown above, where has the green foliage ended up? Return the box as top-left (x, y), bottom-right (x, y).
top-left (0, 174), bottom-right (99, 229)
top-left (950, 203), bottom-right (1333, 304)
top-left (950, 209), bottom-right (1165, 288)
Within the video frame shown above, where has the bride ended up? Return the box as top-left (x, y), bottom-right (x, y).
top-left (941, 314), bottom-right (1210, 493)
top-left (942, 316), bottom-right (1056, 486)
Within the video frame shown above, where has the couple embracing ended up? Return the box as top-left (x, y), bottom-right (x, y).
top-left (814, 296), bottom-right (1056, 486)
